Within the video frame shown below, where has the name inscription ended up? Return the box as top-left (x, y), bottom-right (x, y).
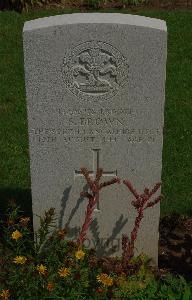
top-left (31, 106), bottom-right (162, 145)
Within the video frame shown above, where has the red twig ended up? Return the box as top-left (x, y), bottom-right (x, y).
top-left (122, 180), bottom-right (163, 267)
top-left (77, 167), bottom-right (120, 248)
top-left (123, 180), bottom-right (140, 199)
top-left (122, 234), bottom-right (134, 265)
top-left (99, 177), bottom-right (120, 189)
top-left (77, 194), bottom-right (97, 247)
top-left (145, 195), bottom-right (164, 209)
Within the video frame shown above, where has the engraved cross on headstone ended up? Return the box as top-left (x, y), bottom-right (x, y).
top-left (75, 148), bottom-right (117, 211)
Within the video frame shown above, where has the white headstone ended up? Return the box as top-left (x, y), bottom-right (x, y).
top-left (23, 13), bottom-right (167, 263)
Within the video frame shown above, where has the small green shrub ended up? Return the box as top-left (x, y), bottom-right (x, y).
top-left (0, 203), bottom-right (192, 299)
top-left (113, 274), bottom-right (192, 299)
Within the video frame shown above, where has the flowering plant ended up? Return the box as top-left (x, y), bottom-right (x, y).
top-left (0, 171), bottom-right (190, 299)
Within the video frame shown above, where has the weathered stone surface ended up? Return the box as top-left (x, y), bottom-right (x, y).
top-left (23, 13), bottom-right (167, 264)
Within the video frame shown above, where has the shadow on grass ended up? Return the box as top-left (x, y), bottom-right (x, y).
top-left (159, 214), bottom-right (192, 281)
top-left (0, 188), bottom-right (32, 221)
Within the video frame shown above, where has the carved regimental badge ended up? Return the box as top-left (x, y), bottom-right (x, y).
top-left (62, 41), bottom-right (129, 101)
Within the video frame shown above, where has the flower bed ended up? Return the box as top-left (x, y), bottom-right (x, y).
top-left (0, 169), bottom-right (191, 299)
top-left (0, 204), bottom-right (192, 299)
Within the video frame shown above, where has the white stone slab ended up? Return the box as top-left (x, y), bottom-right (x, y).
top-left (23, 13), bottom-right (167, 264)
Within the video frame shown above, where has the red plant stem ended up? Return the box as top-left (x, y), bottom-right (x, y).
top-left (77, 195), bottom-right (98, 247)
top-left (122, 234), bottom-right (134, 266)
top-left (99, 177), bottom-right (120, 189)
top-left (77, 167), bottom-right (120, 248)
top-left (130, 208), bottom-right (144, 243)
top-left (81, 167), bottom-right (97, 192)
top-left (123, 180), bottom-right (140, 199)
top-left (145, 195), bottom-right (163, 209)
top-left (122, 181), bottom-right (163, 267)
top-left (148, 182), bottom-right (161, 197)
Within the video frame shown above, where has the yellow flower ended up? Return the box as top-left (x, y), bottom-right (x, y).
top-left (13, 256), bottom-right (27, 265)
top-left (75, 249), bottom-right (85, 260)
top-left (46, 282), bottom-right (54, 292)
top-left (11, 230), bottom-right (22, 240)
top-left (0, 289), bottom-right (10, 300)
top-left (58, 267), bottom-right (70, 278)
top-left (97, 273), bottom-right (113, 287)
top-left (36, 264), bottom-right (47, 275)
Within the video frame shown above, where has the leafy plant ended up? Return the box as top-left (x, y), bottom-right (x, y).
top-left (0, 171), bottom-right (191, 299)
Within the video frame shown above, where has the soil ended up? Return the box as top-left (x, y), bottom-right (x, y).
top-left (43, 0), bottom-right (192, 10)
top-left (1, 0), bottom-right (192, 12)
top-left (35, 1), bottom-right (192, 11)
top-left (158, 214), bottom-right (192, 280)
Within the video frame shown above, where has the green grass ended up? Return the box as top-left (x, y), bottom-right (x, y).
top-left (0, 8), bottom-right (192, 216)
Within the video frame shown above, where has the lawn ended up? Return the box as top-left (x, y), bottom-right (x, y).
top-left (0, 8), bottom-right (192, 216)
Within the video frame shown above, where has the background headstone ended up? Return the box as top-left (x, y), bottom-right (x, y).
top-left (23, 13), bottom-right (167, 264)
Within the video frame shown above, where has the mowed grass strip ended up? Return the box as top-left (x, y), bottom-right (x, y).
top-left (0, 9), bottom-right (192, 215)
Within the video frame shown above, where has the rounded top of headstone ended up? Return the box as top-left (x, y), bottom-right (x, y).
top-left (23, 13), bottom-right (167, 32)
